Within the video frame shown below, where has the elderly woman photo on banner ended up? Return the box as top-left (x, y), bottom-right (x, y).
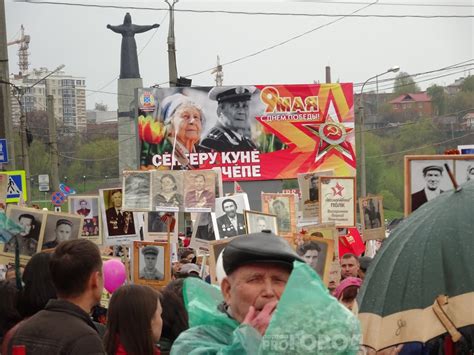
top-left (139, 89), bottom-right (205, 170)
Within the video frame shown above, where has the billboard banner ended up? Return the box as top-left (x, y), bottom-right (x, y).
top-left (137, 84), bottom-right (355, 181)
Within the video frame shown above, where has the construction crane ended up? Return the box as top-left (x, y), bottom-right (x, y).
top-left (7, 25), bottom-right (31, 75)
top-left (210, 55), bottom-right (223, 86)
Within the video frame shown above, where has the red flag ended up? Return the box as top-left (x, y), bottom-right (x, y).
top-left (338, 227), bottom-right (365, 258)
top-left (160, 213), bottom-right (176, 231)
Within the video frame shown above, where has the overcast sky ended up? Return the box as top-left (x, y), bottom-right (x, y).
top-left (5, 0), bottom-right (473, 110)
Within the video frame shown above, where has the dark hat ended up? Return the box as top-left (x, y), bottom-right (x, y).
top-left (208, 86), bottom-right (255, 103)
top-left (359, 256), bottom-right (373, 271)
top-left (56, 219), bottom-right (73, 228)
top-left (422, 165), bottom-right (443, 175)
top-left (142, 245), bottom-right (159, 256)
top-left (222, 231), bottom-right (304, 275)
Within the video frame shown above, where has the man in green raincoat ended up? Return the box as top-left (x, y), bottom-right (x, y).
top-left (171, 231), bottom-right (361, 354)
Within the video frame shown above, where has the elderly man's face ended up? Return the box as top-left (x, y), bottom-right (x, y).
top-left (424, 170), bottom-right (441, 190)
top-left (111, 191), bottom-right (122, 208)
top-left (194, 176), bottom-right (205, 191)
top-left (223, 201), bottom-right (237, 218)
top-left (219, 101), bottom-right (249, 131)
top-left (221, 263), bottom-right (290, 323)
top-left (303, 249), bottom-right (319, 269)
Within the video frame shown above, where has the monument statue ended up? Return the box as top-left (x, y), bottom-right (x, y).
top-left (107, 13), bottom-right (159, 79)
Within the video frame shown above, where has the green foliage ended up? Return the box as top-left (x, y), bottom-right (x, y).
top-left (393, 72), bottom-right (421, 96)
top-left (460, 75), bottom-right (474, 92)
top-left (379, 189), bottom-right (401, 211)
top-left (446, 91), bottom-right (474, 115)
top-left (427, 84), bottom-right (446, 116)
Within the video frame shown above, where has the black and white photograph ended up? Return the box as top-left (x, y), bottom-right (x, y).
top-left (244, 210), bottom-right (278, 234)
top-left (183, 171), bottom-right (216, 212)
top-left (261, 193), bottom-right (296, 237)
top-left (1, 206), bottom-right (46, 260)
top-left (99, 188), bottom-right (140, 245)
top-left (144, 211), bottom-right (178, 243)
top-left (406, 158), bottom-right (454, 214)
top-left (359, 196), bottom-right (386, 241)
top-left (41, 212), bottom-right (83, 250)
top-left (122, 170), bottom-right (152, 211)
top-left (133, 241), bottom-right (170, 288)
top-left (68, 195), bottom-right (102, 245)
top-left (151, 171), bottom-right (184, 211)
top-left (297, 170), bottom-right (334, 222)
top-left (214, 194), bottom-right (250, 238)
top-left (295, 237), bottom-right (334, 285)
top-left (455, 160), bottom-right (474, 186)
top-left (189, 212), bottom-right (219, 252)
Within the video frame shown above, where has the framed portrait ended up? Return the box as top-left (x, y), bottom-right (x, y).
top-left (189, 212), bottom-right (219, 252)
top-left (297, 222), bottom-right (338, 258)
top-left (297, 170), bottom-right (334, 223)
top-left (99, 188), bottom-right (140, 246)
top-left (244, 210), bottom-right (278, 234)
top-left (68, 195), bottom-right (102, 245)
top-left (319, 176), bottom-right (356, 228)
top-left (359, 195), bottom-right (385, 241)
top-left (144, 211), bottom-right (178, 243)
top-left (183, 170), bottom-right (216, 212)
top-left (261, 193), bottom-right (297, 238)
top-left (294, 236), bottom-right (334, 285)
top-left (41, 212), bottom-right (83, 251)
top-left (404, 155), bottom-right (474, 215)
top-left (0, 206), bottom-right (47, 264)
top-left (151, 170), bottom-right (183, 212)
top-left (132, 241), bottom-right (170, 289)
top-left (208, 236), bottom-right (239, 285)
top-left (122, 170), bottom-right (152, 211)
top-left (214, 193), bottom-right (250, 238)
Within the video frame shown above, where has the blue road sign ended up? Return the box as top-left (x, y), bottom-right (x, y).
top-left (0, 139), bottom-right (8, 164)
top-left (6, 170), bottom-right (27, 203)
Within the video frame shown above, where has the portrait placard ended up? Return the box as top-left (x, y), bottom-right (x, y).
top-left (122, 170), bottom-right (152, 211)
top-left (297, 223), bottom-right (338, 258)
top-left (297, 170), bottom-right (334, 223)
top-left (189, 212), bottom-right (219, 252)
top-left (68, 195), bottom-right (102, 245)
top-left (132, 241), bottom-right (170, 289)
top-left (215, 194), bottom-right (250, 238)
top-left (41, 212), bottom-right (83, 250)
top-left (404, 155), bottom-right (474, 215)
top-left (261, 193), bottom-right (297, 238)
top-left (319, 177), bottom-right (356, 228)
top-left (151, 170), bottom-right (183, 212)
top-left (294, 236), bottom-right (334, 285)
top-left (144, 211), bottom-right (178, 243)
top-left (183, 170), bottom-right (216, 212)
top-left (244, 210), bottom-right (278, 234)
top-left (0, 206), bottom-right (47, 264)
top-left (359, 195), bottom-right (385, 241)
top-left (208, 236), bottom-right (239, 285)
top-left (99, 188), bottom-right (140, 246)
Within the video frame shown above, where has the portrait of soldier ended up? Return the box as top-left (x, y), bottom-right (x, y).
top-left (4, 213), bottom-right (39, 256)
top-left (411, 165), bottom-right (445, 212)
top-left (105, 189), bottom-right (136, 236)
top-left (216, 199), bottom-right (246, 238)
top-left (139, 245), bottom-right (164, 280)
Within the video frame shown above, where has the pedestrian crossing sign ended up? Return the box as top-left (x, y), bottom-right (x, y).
top-left (6, 170), bottom-right (27, 203)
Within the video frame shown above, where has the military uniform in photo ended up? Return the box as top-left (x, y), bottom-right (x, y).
top-left (140, 245), bottom-right (164, 280)
top-left (217, 213), bottom-right (246, 238)
top-left (106, 207), bottom-right (135, 236)
top-left (4, 235), bottom-right (38, 257)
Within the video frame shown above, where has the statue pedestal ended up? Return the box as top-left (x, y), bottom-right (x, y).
top-left (118, 78), bottom-right (143, 174)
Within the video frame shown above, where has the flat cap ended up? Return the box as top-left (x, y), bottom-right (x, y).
top-left (208, 86), bottom-right (255, 103)
top-left (358, 256), bottom-right (373, 271)
top-left (179, 263), bottom-right (200, 275)
top-left (142, 245), bottom-right (159, 256)
top-left (222, 231), bottom-right (304, 275)
top-left (56, 219), bottom-right (73, 228)
top-left (422, 165), bottom-right (443, 175)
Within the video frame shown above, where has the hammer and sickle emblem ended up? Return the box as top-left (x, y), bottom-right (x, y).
top-left (326, 124), bottom-right (341, 137)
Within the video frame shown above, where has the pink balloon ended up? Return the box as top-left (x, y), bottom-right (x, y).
top-left (103, 259), bottom-right (126, 293)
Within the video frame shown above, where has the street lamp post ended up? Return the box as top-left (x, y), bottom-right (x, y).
top-left (359, 66), bottom-right (400, 198)
top-left (0, 64), bottom-right (65, 201)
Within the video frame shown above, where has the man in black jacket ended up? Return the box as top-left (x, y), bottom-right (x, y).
top-left (6, 239), bottom-right (105, 354)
